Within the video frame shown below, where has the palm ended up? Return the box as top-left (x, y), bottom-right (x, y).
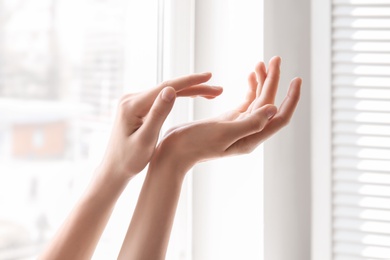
top-left (160, 56), bottom-right (301, 163)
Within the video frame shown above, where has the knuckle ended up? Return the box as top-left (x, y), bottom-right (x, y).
top-left (160, 79), bottom-right (172, 88)
top-left (281, 115), bottom-right (291, 126)
top-left (244, 147), bottom-right (255, 154)
top-left (119, 94), bottom-right (133, 108)
top-left (249, 120), bottom-right (261, 132)
top-left (119, 93), bottom-right (135, 104)
top-left (275, 115), bottom-right (290, 127)
top-left (118, 94), bottom-right (141, 115)
top-left (118, 99), bottom-right (133, 116)
top-left (241, 141), bottom-right (255, 154)
top-left (150, 106), bottom-right (166, 119)
top-left (249, 117), bottom-right (265, 132)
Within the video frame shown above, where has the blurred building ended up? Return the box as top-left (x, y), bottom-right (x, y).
top-left (0, 0), bottom-right (126, 258)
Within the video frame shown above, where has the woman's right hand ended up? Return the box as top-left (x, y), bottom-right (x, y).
top-left (153, 57), bottom-right (301, 173)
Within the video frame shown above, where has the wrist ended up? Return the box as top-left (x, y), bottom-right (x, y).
top-left (88, 164), bottom-right (130, 201)
top-left (150, 144), bottom-right (193, 180)
top-left (98, 156), bottom-right (136, 181)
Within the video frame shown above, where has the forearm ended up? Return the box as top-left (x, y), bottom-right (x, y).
top-left (118, 153), bottom-right (190, 260)
top-left (40, 166), bottom-right (129, 260)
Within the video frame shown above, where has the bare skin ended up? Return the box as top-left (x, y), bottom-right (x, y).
top-left (118, 56), bottom-right (302, 260)
top-left (39, 73), bottom-right (222, 260)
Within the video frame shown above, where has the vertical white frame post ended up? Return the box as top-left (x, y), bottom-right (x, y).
top-left (263, 0), bottom-right (312, 259)
top-left (123, 1), bottom-right (195, 259)
top-left (311, 0), bottom-right (332, 259)
top-left (159, 1), bottom-right (196, 259)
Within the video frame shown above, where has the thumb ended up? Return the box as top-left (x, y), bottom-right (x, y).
top-left (138, 87), bottom-right (176, 143)
top-left (224, 105), bottom-right (277, 142)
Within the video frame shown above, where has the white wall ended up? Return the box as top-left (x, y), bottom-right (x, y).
top-left (263, 0), bottom-right (311, 259)
top-left (193, 0), bottom-right (264, 259)
top-left (192, 0), bottom-right (311, 259)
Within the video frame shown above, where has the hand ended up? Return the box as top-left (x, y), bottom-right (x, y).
top-left (40, 73), bottom-right (222, 260)
top-left (155, 57), bottom-right (301, 172)
top-left (100, 73), bottom-right (223, 181)
top-left (117, 57), bottom-right (300, 260)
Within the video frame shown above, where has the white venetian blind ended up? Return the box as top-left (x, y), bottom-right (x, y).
top-left (332, 0), bottom-right (390, 259)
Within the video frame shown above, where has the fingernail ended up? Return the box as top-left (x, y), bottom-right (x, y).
top-left (200, 72), bottom-right (211, 76)
top-left (266, 106), bottom-right (277, 119)
top-left (162, 88), bottom-right (175, 102)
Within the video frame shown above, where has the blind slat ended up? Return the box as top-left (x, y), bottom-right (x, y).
top-left (334, 194), bottom-right (390, 209)
top-left (333, 89), bottom-right (390, 99)
top-left (333, 99), bottom-right (390, 112)
top-left (333, 29), bottom-right (390, 41)
top-left (334, 219), bottom-right (390, 234)
top-left (333, 7), bottom-right (390, 17)
top-left (333, 122), bottom-right (390, 136)
top-left (334, 256), bottom-right (385, 260)
top-left (333, 147), bottom-right (390, 159)
top-left (333, 52), bottom-right (390, 64)
top-left (334, 42), bottom-right (390, 52)
top-left (333, 76), bottom-right (390, 87)
top-left (334, 242), bottom-right (390, 259)
top-left (334, 206), bottom-right (390, 222)
top-left (335, 170), bottom-right (390, 184)
top-left (333, 64), bottom-right (390, 75)
top-left (333, 0), bottom-right (390, 4)
top-left (333, 158), bottom-right (390, 171)
top-left (334, 182), bottom-right (390, 197)
top-left (333, 18), bottom-right (390, 29)
top-left (333, 111), bottom-right (390, 124)
top-left (334, 230), bottom-right (390, 247)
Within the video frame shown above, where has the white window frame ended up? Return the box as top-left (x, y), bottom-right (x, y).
top-left (159, 0), bottom-right (196, 259)
top-left (122, 1), bottom-right (195, 259)
top-left (311, 0), bottom-right (333, 259)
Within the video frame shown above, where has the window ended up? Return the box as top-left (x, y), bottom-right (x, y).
top-left (0, 1), bottom-right (188, 259)
top-left (0, 0), bottom-right (312, 259)
top-left (312, 0), bottom-right (390, 259)
top-left (332, 1), bottom-right (390, 259)
top-left (0, 0), bottom-right (128, 258)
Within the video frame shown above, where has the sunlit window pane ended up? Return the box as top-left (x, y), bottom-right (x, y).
top-left (0, 0), bottom-right (127, 259)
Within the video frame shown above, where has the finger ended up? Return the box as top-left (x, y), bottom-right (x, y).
top-left (200, 95), bottom-right (222, 99)
top-left (137, 87), bottom-right (176, 144)
top-left (131, 73), bottom-right (213, 116)
top-left (271, 77), bottom-right (302, 126)
top-left (236, 72), bottom-right (257, 112)
top-left (176, 85), bottom-right (223, 98)
top-left (251, 56), bottom-right (281, 110)
top-left (159, 72), bottom-right (212, 93)
top-left (222, 104), bottom-right (278, 144)
top-left (255, 61), bottom-right (267, 97)
top-left (229, 77), bottom-right (301, 152)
